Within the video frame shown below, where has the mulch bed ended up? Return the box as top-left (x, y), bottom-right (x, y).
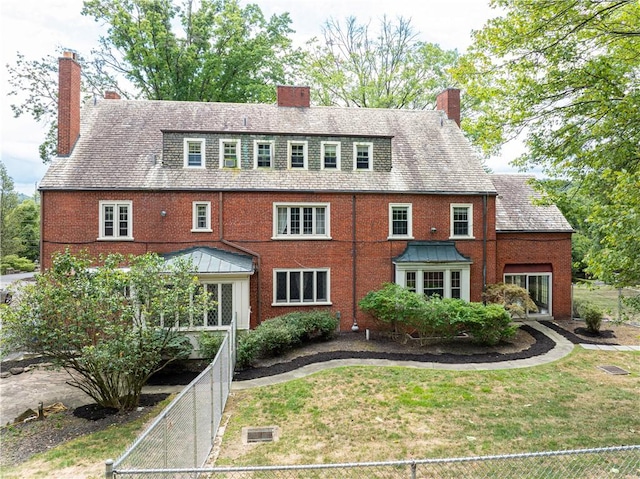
top-left (540, 320), bottom-right (619, 345)
top-left (233, 324), bottom-right (555, 381)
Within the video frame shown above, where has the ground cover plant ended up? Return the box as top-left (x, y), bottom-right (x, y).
top-left (218, 348), bottom-right (639, 465)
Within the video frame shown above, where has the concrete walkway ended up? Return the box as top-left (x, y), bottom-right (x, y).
top-left (580, 343), bottom-right (640, 351)
top-left (232, 321), bottom-right (575, 390)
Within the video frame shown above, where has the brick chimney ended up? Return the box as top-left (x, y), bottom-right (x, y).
top-left (58, 51), bottom-right (81, 156)
top-left (104, 91), bottom-right (121, 100)
top-left (277, 85), bottom-right (310, 108)
top-left (436, 88), bottom-right (461, 127)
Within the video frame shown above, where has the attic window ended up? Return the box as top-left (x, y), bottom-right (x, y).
top-left (220, 139), bottom-right (241, 169)
top-left (184, 139), bottom-right (205, 168)
top-left (354, 142), bottom-right (373, 170)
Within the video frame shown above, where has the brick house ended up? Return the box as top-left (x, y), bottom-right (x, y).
top-left (39, 52), bottom-right (573, 332)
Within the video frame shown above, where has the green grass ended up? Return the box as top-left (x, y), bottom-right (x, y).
top-left (573, 282), bottom-right (640, 322)
top-left (218, 348), bottom-right (640, 465)
top-left (0, 395), bottom-right (174, 479)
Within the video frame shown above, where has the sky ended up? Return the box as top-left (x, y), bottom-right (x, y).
top-left (0, 0), bottom-right (525, 196)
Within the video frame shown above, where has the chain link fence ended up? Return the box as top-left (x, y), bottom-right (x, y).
top-left (108, 445), bottom-right (639, 478)
top-left (108, 316), bottom-right (236, 477)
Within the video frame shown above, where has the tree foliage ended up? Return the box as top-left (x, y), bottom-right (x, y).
top-left (7, 0), bottom-right (300, 162)
top-left (302, 16), bottom-right (459, 108)
top-left (455, 0), bottom-right (640, 286)
top-left (0, 162), bottom-right (20, 257)
top-left (1, 250), bottom-right (209, 411)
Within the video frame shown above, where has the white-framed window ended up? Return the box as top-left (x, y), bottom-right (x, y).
top-left (184, 138), bottom-right (205, 168)
top-left (192, 201), bottom-right (212, 232)
top-left (273, 203), bottom-right (331, 239)
top-left (273, 268), bottom-right (330, 305)
top-left (504, 273), bottom-right (552, 316)
top-left (219, 139), bottom-right (241, 168)
top-left (396, 264), bottom-right (470, 301)
top-left (321, 141), bottom-right (341, 170)
top-left (353, 142), bottom-right (373, 170)
top-left (388, 203), bottom-right (413, 239)
top-left (254, 140), bottom-right (274, 169)
top-left (99, 200), bottom-right (133, 240)
top-left (288, 141), bottom-right (308, 169)
top-left (450, 203), bottom-right (474, 238)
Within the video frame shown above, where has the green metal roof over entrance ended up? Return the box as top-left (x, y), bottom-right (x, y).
top-left (393, 241), bottom-right (472, 264)
top-left (163, 247), bottom-right (254, 274)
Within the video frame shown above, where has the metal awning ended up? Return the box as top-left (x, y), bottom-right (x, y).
top-left (163, 247), bottom-right (254, 274)
top-left (393, 241), bottom-right (472, 264)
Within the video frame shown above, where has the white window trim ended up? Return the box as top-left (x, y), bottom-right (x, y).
top-left (183, 138), bottom-right (206, 168)
top-left (191, 201), bottom-right (212, 232)
top-left (98, 200), bottom-right (133, 241)
top-left (503, 272), bottom-right (553, 317)
top-left (287, 140), bottom-right (308, 169)
top-left (219, 139), bottom-right (241, 169)
top-left (272, 202), bottom-right (331, 240)
top-left (253, 140), bottom-right (275, 169)
top-left (388, 203), bottom-right (414, 239)
top-left (395, 262), bottom-right (471, 301)
top-left (450, 203), bottom-right (475, 239)
top-left (272, 268), bottom-right (331, 306)
top-left (353, 142), bottom-right (373, 171)
top-left (321, 141), bottom-right (341, 170)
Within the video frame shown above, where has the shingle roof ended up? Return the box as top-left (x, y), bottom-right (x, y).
top-left (39, 99), bottom-right (497, 194)
top-left (491, 175), bottom-right (573, 232)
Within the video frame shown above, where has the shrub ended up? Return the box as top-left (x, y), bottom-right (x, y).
top-left (1, 254), bottom-right (36, 273)
top-left (235, 311), bottom-right (338, 369)
top-left (465, 303), bottom-right (518, 346)
top-left (359, 283), bottom-right (426, 331)
top-left (576, 301), bottom-right (603, 333)
top-left (197, 331), bottom-right (225, 359)
top-left (483, 283), bottom-right (537, 318)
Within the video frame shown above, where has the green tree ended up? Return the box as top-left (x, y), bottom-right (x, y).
top-left (7, 0), bottom-right (300, 162)
top-left (302, 16), bottom-right (459, 108)
top-left (6, 199), bottom-right (40, 261)
top-left (1, 250), bottom-right (209, 411)
top-left (0, 161), bottom-right (20, 257)
top-left (455, 0), bottom-right (640, 286)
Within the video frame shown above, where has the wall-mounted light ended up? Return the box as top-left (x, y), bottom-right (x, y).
top-left (160, 210), bottom-right (167, 217)
top-left (430, 227), bottom-right (437, 233)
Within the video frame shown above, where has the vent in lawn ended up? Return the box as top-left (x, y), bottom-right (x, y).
top-left (597, 365), bottom-right (630, 375)
top-left (243, 426), bottom-right (279, 444)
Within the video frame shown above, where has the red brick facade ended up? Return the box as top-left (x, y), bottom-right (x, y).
top-left (41, 189), bottom-right (572, 330)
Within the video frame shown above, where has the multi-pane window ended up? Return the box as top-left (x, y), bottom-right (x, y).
top-left (288, 141), bottom-right (307, 169)
top-left (505, 273), bottom-right (551, 316)
top-left (321, 141), bottom-right (340, 169)
top-left (99, 201), bottom-right (132, 239)
top-left (220, 139), bottom-right (240, 168)
top-left (192, 202), bottom-right (211, 231)
top-left (184, 139), bottom-right (205, 167)
top-left (423, 271), bottom-right (444, 297)
top-left (450, 204), bottom-right (473, 238)
top-left (406, 271), bottom-right (417, 293)
top-left (274, 269), bottom-right (330, 305)
top-left (450, 271), bottom-right (461, 299)
top-left (389, 204), bottom-right (412, 238)
top-left (354, 143), bottom-right (373, 170)
top-left (254, 141), bottom-right (273, 168)
top-left (274, 203), bottom-right (329, 238)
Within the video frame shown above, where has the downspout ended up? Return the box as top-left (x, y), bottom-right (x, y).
top-left (351, 194), bottom-right (358, 331)
top-left (482, 194), bottom-right (488, 302)
top-left (39, 191), bottom-right (44, 272)
top-left (218, 192), bottom-right (262, 325)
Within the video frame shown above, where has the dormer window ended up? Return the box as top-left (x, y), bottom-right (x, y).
top-left (321, 141), bottom-right (341, 170)
top-left (288, 141), bottom-right (308, 169)
top-left (220, 139), bottom-right (241, 168)
top-left (354, 142), bottom-right (373, 170)
top-left (254, 140), bottom-right (274, 168)
top-left (184, 139), bottom-right (205, 168)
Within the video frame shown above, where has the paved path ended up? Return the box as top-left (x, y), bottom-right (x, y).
top-left (232, 321), bottom-right (575, 390)
top-left (580, 343), bottom-right (640, 351)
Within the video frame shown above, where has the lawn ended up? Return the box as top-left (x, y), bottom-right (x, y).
top-left (217, 348), bottom-right (640, 466)
top-left (573, 282), bottom-right (640, 322)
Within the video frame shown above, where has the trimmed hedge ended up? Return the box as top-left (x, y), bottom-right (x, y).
top-left (236, 311), bottom-right (338, 369)
top-left (359, 283), bottom-right (517, 346)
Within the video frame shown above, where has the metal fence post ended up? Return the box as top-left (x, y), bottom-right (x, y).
top-left (410, 461), bottom-right (416, 479)
top-left (211, 356), bottom-right (216, 444)
top-left (105, 459), bottom-right (114, 479)
top-left (193, 386), bottom-right (198, 467)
